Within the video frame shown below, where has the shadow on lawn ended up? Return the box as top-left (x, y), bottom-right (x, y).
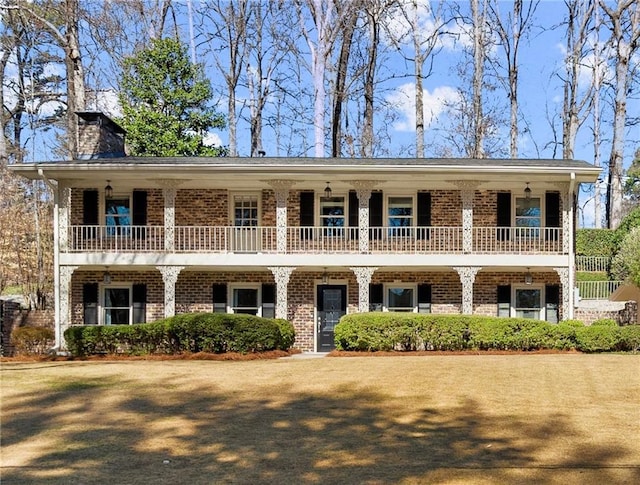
top-left (2, 371), bottom-right (637, 484)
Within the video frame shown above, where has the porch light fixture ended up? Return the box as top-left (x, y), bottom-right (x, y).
top-left (524, 268), bottom-right (533, 285)
top-left (524, 182), bottom-right (531, 200)
top-left (103, 267), bottom-right (112, 285)
top-left (105, 180), bottom-right (113, 198)
top-left (324, 182), bottom-right (332, 199)
top-left (322, 268), bottom-right (329, 284)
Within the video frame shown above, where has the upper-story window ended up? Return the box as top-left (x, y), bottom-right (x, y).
top-left (515, 196), bottom-right (541, 228)
top-left (320, 196), bottom-right (345, 233)
top-left (388, 196), bottom-right (413, 227)
top-left (105, 196), bottom-right (131, 235)
top-left (234, 195), bottom-right (259, 227)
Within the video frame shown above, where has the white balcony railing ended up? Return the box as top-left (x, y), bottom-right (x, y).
top-left (67, 225), bottom-right (564, 255)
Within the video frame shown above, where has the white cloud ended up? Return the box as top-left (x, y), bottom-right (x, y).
top-left (87, 89), bottom-right (122, 118)
top-left (382, 0), bottom-right (467, 52)
top-left (386, 83), bottom-right (459, 132)
top-left (203, 132), bottom-right (222, 147)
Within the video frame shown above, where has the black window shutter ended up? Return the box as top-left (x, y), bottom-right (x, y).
top-left (369, 191), bottom-right (383, 240)
top-left (262, 283), bottom-right (276, 319)
top-left (545, 192), bottom-right (560, 242)
top-left (132, 190), bottom-right (147, 239)
top-left (496, 192), bottom-right (511, 241)
top-left (212, 283), bottom-right (227, 313)
top-left (299, 191), bottom-right (314, 240)
top-left (83, 190), bottom-right (99, 225)
top-left (132, 284), bottom-right (147, 324)
top-left (132, 190), bottom-right (147, 225)
top-left (417, 192), bottom-right (431, 240)
top-left (417, 283), bottom-right (432, 313)
top-left (348, 190), bottom-right (360, 239)
top-left (83, 283), bottom-right (98, 325)
top-left (369, 283), bottom-right (383, 311)
top-left (545, 284), bottom-right (560, 323)
top-left (497, 285), bottom-right (511, 317)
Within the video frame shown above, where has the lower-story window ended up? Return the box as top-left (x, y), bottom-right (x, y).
top-left (386, 285), bottom-right (416, 312)
top-left (103, 286), bottom-right (131, 325)
top-left (513, 286), bottom-right (543, 320)
top-left (231, 285), bottom-right (260, 315)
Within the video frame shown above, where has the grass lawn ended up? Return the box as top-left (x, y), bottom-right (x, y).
top-left (2, 354), bottom-right (639, 484)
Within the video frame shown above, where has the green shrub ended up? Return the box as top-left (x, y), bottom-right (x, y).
top-left (592, 318), bottom-right (618, 327)
top-left (11, 326), bottom-right (55, 355)
top-left (576, 271), bottom-right (610, 282)
top-left (575, 326), bottom-right (622, 352)
top-left (619, 325), bottom-right (640, 351)
top-left (576, 229), bottom-right (618, 258)
top-left (64, 313), bottom-right (295, 356)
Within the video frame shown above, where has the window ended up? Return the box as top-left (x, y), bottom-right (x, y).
top-left (388, 196), bottom-right (413, 237)
top-left (231, 286), bottom-right (259, 315)
top-left (387, 285), bottom-right (415, 312)
top-left (320, 196), bottom-right (345, 236)
top-left (105, 196), bottom-right (131, 236)
top-left (515, 196), bottom-right (541, 235)
top-left (514, 287), bottom-right (543, 320)
top-left (103, 287), bottom-right (131, 325)
top-left (234, 195), bottom-right (259, 227)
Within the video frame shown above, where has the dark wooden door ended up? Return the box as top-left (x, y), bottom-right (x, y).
top-left (316, 285), bottom-right (346, 352)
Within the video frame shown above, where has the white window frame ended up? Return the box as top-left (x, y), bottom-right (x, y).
top-left (228, 283), bottom-right (262, 316)
top-left (384, 283), bottom-right (417, 313)
top-left (103, 191), bottom-right (132, 236)
top-left (512, 193), bottom-right (545, 229)
top-left (230, 192), bottom-right (261, 227)
top-left (511, 284), bottom-right (545, 320)
top-left (317, 193), bottom-right (347, 229)
top-left (385, 194), bottom-right (415, 228)
top-left (100, 283), bottom-right (133, 325)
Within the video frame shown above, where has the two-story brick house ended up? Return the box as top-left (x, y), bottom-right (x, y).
top-left (11, 113), bottom-right (601, 352)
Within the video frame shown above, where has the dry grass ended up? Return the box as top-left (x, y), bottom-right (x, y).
top-left (1, 354), bottom-right (639, 484)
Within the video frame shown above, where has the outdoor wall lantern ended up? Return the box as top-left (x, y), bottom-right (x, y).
top-left (103, 267), bottom-right (112, 285)
top-left (524, 268), bottom-right (533, 285)
top-left (105, 180), bottom-right (113, 198)
top-left (324, 182), bottom-right (332, 199)
top-left (322, 268), bottom-right (329, 284)
top-left (524, 182), bottom-right (531, 200)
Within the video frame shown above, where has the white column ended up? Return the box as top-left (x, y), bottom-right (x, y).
top-left (453, 181), bottom-right (480, 253)
top-left (58, 183), bottom-right (71, 251)
top-left (350, 267), bottom-right (377, 312)
top-left (153, 179), bottom-right (186, 251)
top-left (157, 266), bottom-right (184, 318)
top-left (454, 266), bottom-right (481, 315)
top-left (59, 265), bottom-right (78, 349)
top-left (266, 180), bottom-right (295, 253)
top-left (351, 181), bottom-right (376, 253)
top-left (554, 267), bottom-right (571, 320)
top-left (554, 182), bottom-right (571, 254)
top-left (268, 267), bottom-right (296, 319)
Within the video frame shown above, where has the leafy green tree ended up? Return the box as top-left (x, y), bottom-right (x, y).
top-left (624, 148), bottom-right (640, 202)
top-left (610, 227), bottom-right (640, 287)
top-left (119, 38), bottom-right (226, 156)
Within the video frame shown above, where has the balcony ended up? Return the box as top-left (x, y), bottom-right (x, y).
top-left (68, 225), bottom-right (564, 255)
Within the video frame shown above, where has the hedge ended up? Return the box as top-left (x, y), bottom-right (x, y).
top-left (575, 229), bottom-right (618, 258)
top-left (11, 326), bottom-right (55, 355)
top-left (64, 313), bottom-right (295, 356)
top-left (334, 313), bottom-right (640, 353)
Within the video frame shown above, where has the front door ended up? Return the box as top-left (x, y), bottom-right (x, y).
top-left (316, 284), bottom-right (346, 352)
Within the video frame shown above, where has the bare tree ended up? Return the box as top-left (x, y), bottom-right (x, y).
top-left (601, 0), bottom-right (640, 228)
top-left (487, 0), bottom-right (539, 158)
top-left (200, 1), bottom-right (250, 157)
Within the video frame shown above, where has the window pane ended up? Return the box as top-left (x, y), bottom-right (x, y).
top-left (234, 196), bottom-right (258, 227)
top-left (320, 197), bottom-right (345, 228)
top-left (515, 289), bottom-right (541, 320)
top-left (233, 288), bottom-right (258, 308)
top-left (388, 197), bottom-right (413, 227)
top-left (105, 198), bottom-right (131, 227)
top-left (388, 288), bottom-right (414, 309)
top-left (105, 288), bottom-right (129, 307)
top-left (515, 198), bottom-right (541, 228)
